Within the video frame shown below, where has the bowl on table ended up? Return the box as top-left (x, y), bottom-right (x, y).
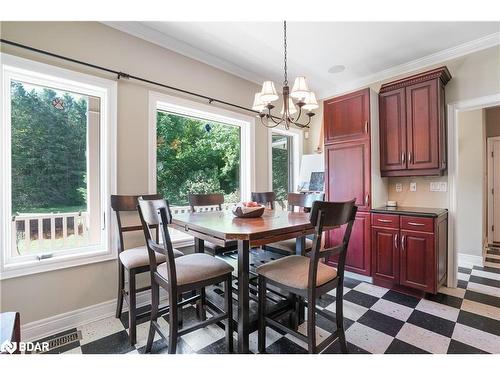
top-left (232, 202), bottom-right (265, 218)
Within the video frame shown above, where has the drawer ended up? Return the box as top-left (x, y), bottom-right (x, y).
top-left (400, 216), bottom-right (434, 233)
top-left (372, 213), bottom-right (399, 229)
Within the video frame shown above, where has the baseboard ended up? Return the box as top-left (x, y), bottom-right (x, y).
top-left (345, 270), bottom-right (373, 284)
top-left (21, 289), bottom-right (168, 342)
top-left (458, 253), bottom-right (484, 267)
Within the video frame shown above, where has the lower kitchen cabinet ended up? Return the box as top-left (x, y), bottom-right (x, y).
top-left (328, 211), bottom-right (371, 276)
top-left (371, 209), bottom-right (448, 294)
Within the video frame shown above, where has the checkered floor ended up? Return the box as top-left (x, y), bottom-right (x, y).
top-left (32, 249), bottom-right (500, 354)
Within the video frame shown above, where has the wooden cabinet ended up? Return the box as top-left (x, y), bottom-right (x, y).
top-left (324, 88), bottom-right (373, 276)
top-left (372, 226), bottom-right (399, 283)
top-left (400, 230), bottom-right (435, 291)
top-left (324, 140), bottom-right (370, 211)
top-left (328, 211), bottom-right (371, 276)
top-left (324, 88), bottom-right (370, 144)
top-left (379, 67), bottom-right (451, 177)
top-left (371, 211), bottom-right (448, 294)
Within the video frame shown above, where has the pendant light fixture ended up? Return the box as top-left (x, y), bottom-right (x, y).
top-left (252, 21), bottom-right (318, 129)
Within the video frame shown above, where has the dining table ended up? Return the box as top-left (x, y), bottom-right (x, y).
top-left (171, 208), bottom-right (315, 353)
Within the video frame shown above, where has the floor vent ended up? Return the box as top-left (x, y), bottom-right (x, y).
top-left (36, 330), bottom-right (82, 353)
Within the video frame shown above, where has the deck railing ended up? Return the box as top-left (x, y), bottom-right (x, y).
top-left (12, 211), bottom-right (89, 254)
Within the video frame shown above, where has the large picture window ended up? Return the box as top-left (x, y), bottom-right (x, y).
top-left (1, 54), bottom-right (116, 278)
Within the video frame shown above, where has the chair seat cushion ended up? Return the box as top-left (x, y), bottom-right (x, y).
top-left (204, 240), bottom-right (238, 251)
top-left (119, 246), bottom-right (183, 269)
top-left (157, 253), bottom-right (234, 286)
top-left (266, 238), bottom-right (313, 254)
top-left (256, 255), bottom-right (337, 290)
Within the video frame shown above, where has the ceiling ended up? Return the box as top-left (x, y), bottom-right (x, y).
top-left (104, 22), bottom-right (500, 99)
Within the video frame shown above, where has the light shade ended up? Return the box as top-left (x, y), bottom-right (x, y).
top-left (290, 76), bottom-right (310, 100)
top-left (303, 91), bottom-right (319, 111)
top-left (260, 81), bottom-right (279, 103)
top-left (280, 97), bottom-right (297, 116)
top-left (252, 93), bottom-right (265, 112)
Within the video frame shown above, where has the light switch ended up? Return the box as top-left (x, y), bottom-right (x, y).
top-left (439, 182), bottom-right (447, 192)
top-left (410, 182), bottom-right (417, 192)
top-left (430, 182), bottom-right (439, 192)
top-left (395, 183), bottom-right (403, 193)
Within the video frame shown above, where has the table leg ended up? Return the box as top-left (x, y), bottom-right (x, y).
top-left (295, 236), bottom-right (306, 324)
top-left (237, 239), bottom-right (250, 353)
top-left (194, 237), bottom-right (207, 321)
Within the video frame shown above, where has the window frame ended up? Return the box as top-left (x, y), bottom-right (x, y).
top-left (0, 53), bottom-right (117, 280)
top-left (268, 126), bottom-right (303, 194)
top-left (148, 91), bottom-right (256, 245)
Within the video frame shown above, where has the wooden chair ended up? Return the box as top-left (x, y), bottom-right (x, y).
top-left (257, 199), bottom-right (357, 354)
top-left (266, 192), bottom-right (325, 255)
top-left (251, 191), bottom-right (276, 209)
top-left (188, 193), bottom-right (237, 253)
top-left (138, 197), bottom-right (234, 354)
top-left (111, 194), bottom-right (184, 346)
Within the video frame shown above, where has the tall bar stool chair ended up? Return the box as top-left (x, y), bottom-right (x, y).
top-left (257, 199), bottom-right (357, 354)
top-left (138, 197), bottom-right (234, 354)
top-left (111, 194), bottom-right (184, 345)
top-left (251, 191), bottom-right (276, 209)
top-left (188, 193), bottom-right (237, 254)
top-left (266, 192), bottom-right (325, 256)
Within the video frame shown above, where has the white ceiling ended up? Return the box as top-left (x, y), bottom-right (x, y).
top-left (105, 22), bottom-right (500, 99)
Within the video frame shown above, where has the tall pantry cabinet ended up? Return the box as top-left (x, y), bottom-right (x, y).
top-left (323, 88), bottom-right (387, 276)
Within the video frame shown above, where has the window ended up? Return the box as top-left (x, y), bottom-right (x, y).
top-left (269, 128), bottom-right (303, 210)
top-left (1, 54), bottom-right (117, 279)
top-left (156, 111), bottom-right (241, 205)
top-left (149, 92), bottom-right (255, 244)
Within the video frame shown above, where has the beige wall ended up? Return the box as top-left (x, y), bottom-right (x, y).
top-left (0, 21), bottom-right (273, 324)
top-left (456, 109), bottom-right (485, 257)
top-left (306, 45), bottom-right (500, 209)
top-left (486, 106), bottom-right (500, 137)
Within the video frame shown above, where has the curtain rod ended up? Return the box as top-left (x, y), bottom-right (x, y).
top-left (0, 38), bottom-right (260, 115)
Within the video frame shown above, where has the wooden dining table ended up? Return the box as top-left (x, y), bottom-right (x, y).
top-left (171, 209), bottom-right (315, 353)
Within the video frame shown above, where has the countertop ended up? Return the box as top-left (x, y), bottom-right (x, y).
top-left (371, 206), bottom-right (448, 218)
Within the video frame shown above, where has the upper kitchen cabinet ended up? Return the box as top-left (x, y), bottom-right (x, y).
top-left (379, 67), bottom-right (451, 177)
top-left (324, 88), bottom-right (370, 144)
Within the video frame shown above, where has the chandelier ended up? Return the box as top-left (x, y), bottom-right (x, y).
top-left (252, 21), bottom-right (318, 129)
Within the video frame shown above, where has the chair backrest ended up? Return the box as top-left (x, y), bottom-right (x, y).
top-left (308, 199), bottom-right (357, 288)
top-left (137, 197), bottom-right (178, 284)
top-left (188, 193), bottom-right (224, 212)
top-left (111, 194), bottom-right (161, 253)
top-left (251, 191), bottom-right (276, 209)
top-left (287, 192), bottom-right (325, 212)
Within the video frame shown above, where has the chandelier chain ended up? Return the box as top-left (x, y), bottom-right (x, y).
top-left (283, 21), bottom-right (288, 86)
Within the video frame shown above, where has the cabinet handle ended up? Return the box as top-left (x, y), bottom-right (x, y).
top-left (365, 194), bottom-right (369, 205)
top-left (401, 152), bottom-right (405, 164)
top-left (408, 222), bottom-right (425, 226)
top-left (401, 235), bottom-right (406, 251)
top-left (364, 121), bottom-right (368, 133)
top-left (408, 152), bottom-right (412, 163)
top-left (377, 218), bottom-right (392, 223)
top-left (394, 233), bottom-right (398, 249)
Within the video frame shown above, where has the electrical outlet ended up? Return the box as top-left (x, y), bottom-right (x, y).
top-left (430, 182), bottom-right (439, 192)
top-left (430, 182), bottom-right (447, 192)
top-left (439, 182), bottom-right (447, 192)
top-left (395, 183), bottom-right (403, 193)
top-left (410, 182), bottom-right (417, 192)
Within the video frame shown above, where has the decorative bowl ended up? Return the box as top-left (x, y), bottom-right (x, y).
top-left (232, 205), bottom-right (265, 218)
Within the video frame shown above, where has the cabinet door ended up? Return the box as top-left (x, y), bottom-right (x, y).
top-left (400, 230), bottom-right (435, 292)
top-left (328, 211), bottom-right (371, 276)
top-left (325, 140), bottom-right (370, 211)
top-left (372, 227), bottom-right (399, 283)
top-left (406, 80), bottom-right (439, 170)
top-left (324, 88), bottom-right (370, 144)
top-left (379, 88), bottom-right (407, 172)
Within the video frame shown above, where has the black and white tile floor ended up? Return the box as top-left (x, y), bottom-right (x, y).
top-left (33, 250), bottom-right (500, 354)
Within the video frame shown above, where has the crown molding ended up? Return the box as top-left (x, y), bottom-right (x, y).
top-left (101, 21), bottom-right (265, 85)
top-left (317, 31), bottom-right (500, 99)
